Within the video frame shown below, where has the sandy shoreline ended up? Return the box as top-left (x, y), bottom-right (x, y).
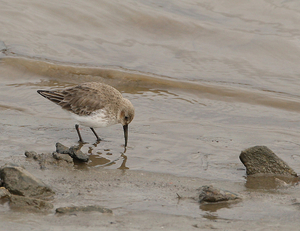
top-left (0, 153), bottom-right (299, 231)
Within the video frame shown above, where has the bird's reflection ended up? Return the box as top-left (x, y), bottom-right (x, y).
top-left (74, 141), bottom-right (129, 169)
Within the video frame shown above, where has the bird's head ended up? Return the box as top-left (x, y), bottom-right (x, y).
top-left (118, 98), bottom-right (135, 147)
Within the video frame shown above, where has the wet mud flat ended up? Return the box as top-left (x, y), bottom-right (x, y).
top-left (1, 146), bottom-right (300, 231)
top-left (2, 0), bottom-right (300, 229)
top-left (1, 52), bottom-right (300, 230)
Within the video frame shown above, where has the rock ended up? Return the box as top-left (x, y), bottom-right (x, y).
top-left (25, 152), bottom-right (57, 169)
top-left (198, 185), bottom-right (240, 203)
top-left (0, 165), bottom-right (54, 199)
top-left (55, 205), bottom-right (113, 214)
top-left (0, 187), bottom-right (10, 199)
top-left (9, 195), bottom-right (53, 211)
top-left (56, 142), bottom-right (89, 162)
top-left (26, 143), bottom-right (89, 165)
top-left (25, 151), bottom-right (38, 159)
top-left (68, 145), bottom-right (89, 162)
top-left (52, 152), bottom-right (73, 164)
top-left (26, 150), bottom-right (74, 168)
top-left (239, 146), bottom-right (298, 176)
top-left (56, 143), bottom-right (70, 154)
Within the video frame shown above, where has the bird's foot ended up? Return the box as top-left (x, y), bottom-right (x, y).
top-left (78, 140), bottom-right (88, 145)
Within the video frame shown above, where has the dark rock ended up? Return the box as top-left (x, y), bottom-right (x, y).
top-left (25, 151), bottom-right (38, 159)
top-left (56, 143), bottom-right (70, 154)
top-left (52, 152), bottom-right (73, 163)
top-left (68, 145), bottom-right (89, 162)
top-left (198, 185), bottom-right (240, 203)
top-left (55, 205), bottom-right (113, 214)
top-left (9, 195), bottom-right (53, 211)
top-left (239, 146), bottom-right (297, 176)
top-left (0, 165), bottom-right (54, 199)
top-left (56, 142), bottom-right (89, 162)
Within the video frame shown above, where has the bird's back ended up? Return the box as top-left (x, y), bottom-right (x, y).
top-left (38, 82), bottom-right (123, 116)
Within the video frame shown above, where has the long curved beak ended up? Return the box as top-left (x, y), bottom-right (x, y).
top-left (123, 124), bottom-right (128, 147)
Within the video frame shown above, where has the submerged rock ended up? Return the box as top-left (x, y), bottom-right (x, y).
top-left (0, 164), bottom-right (54, 199)
top-left (198, 185), bottom-right (240, 203)
top-left (239, 146), bottom-right (298, 176)
top-left (55, 205), bottom-right (113, 214)
top-left (9, 195), bottom-right (53, 211)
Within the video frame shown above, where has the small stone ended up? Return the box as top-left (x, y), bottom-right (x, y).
top-left (25, 151), bottom-right (38, 159)
top-left (25, 152), bottom-right (58, 169)
top-left (239, 146), bottom-right (298, 176)
top-left (198, 185), bottom-right (240, 203)
top-left (68, 146), bottom-right (89, 162)
top-left (9, 195), bottom-right (53, 211)
top-left (55, 205), bottom-right (113, 214)
top-left (0, 165), bottom-right (54, 199)
top-left (56, 143), bottom-right (70, 154)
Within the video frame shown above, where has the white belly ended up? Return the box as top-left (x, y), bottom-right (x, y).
top-left (70, 109), bottom-right (117, 128)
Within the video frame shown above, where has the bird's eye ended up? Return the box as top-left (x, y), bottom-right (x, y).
top-left (125, 116), bottom-right (129, 120)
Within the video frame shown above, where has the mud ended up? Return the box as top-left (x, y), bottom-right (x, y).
top-left (2, 1), bottom-right (300, 228)
top-left (0, 154), bottom-right (299, 230)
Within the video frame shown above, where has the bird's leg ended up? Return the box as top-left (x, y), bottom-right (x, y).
top-left (90, 127), bottom-right (101, 141)
top-left (75, 124), bottom-right (84, 143)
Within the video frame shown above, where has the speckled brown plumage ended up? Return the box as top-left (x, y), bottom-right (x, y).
top-left (37, 82), bottom-right (134, 146)
top-left (38, 82), bottom-right (124, 116)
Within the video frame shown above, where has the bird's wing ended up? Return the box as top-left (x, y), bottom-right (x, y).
top-left (38, 85), bottom-right (120, 116)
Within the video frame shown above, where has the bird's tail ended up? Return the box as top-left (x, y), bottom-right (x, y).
top-left (37, 90), bottom-right (65, 105)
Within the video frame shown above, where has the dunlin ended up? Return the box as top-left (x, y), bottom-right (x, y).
top-left (37, 82), bottom-right (134, 147)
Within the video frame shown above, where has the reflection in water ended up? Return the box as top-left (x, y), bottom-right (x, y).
top-left (89, 154), bottom-right (112, 166)
top-left (200, 202), bottom-right (232, 213)
top-left (245, 175), bottom-right (299, 190)
top-left (118, 154), bottom-right (129, 170)
top-left (202, 213), bottom-right (219, 220)
top-left (74, 141), bottom-right (129, 170)
top-left (200, 201), bottom-right (241, 221)
top-left (90, 153), bottom-right (128, 169)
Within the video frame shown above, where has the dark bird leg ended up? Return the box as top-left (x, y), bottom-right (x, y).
top-left (90, 127), bottom-right (101, 141)
top-left (75, 124), bottom-right (84, 143)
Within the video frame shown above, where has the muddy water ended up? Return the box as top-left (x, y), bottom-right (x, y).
top-left (1, 0), bottom-right (300, 230)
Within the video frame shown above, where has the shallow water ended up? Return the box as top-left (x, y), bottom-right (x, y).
top-left (1, 0), bottom-right (300, 229)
